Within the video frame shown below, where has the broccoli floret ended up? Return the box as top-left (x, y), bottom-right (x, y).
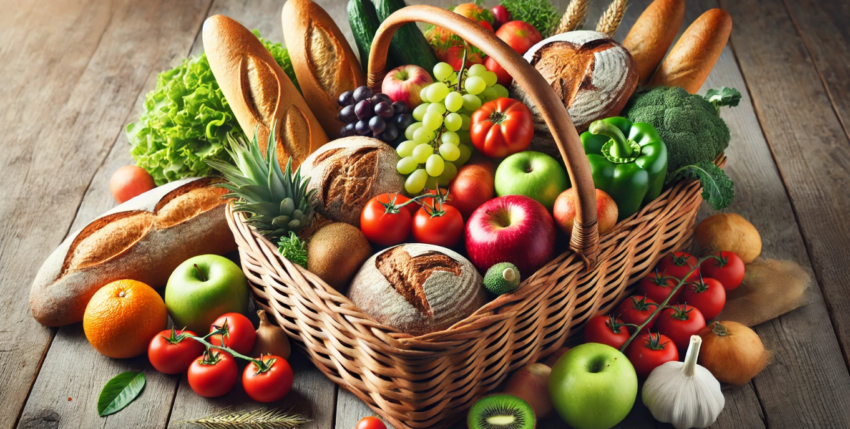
top-left (622, 86), bottom-right (732, 173)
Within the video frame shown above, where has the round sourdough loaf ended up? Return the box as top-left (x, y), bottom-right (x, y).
top-left (300, 137), bottom-right (404, 227)
top-left (347, 244), bottom-right (486, 336)
top-left (511, 31), bottom-right (638, 157)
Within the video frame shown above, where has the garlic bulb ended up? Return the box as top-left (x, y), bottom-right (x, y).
top-left (642, 335), bottom-right (724, 429)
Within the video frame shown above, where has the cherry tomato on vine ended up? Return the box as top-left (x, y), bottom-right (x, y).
top-left (209, 313), bottom-right (256, 355)
top-left (470, 98), bottom-right (534, 158)
top-left (412, 204), bottom-right (464, 248)
top-left (617, 296), bottom-right (658, 333)
top-left (421, 188), bottom-right (453, 208)
top-left (656, 304), bottom-right (707, 352)
top-left (243, 355), bottom-right (294, 403)
top-left (657, 252), bottom-right (700, 282)
top-left (700, 251), bottom-right (746, 290)
top-left (638, 268), bottom-right (681, 304)
top-left (187, 351), bottom-right (239, 397)
top-left (356, 417), bottom-right (387, 429)
top-left (148, 328), bottom-right (204, 374)
top-left (361, 194), bottom-right (414, 246)
top-left (584, 315), bottom-right (631, 350)
top-left (626, 333), bottom-right (679, 378)
top-left (680, 277), bottom-right (726, 320)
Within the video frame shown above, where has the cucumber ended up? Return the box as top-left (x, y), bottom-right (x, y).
top-left (374, 0), bottom-right (438, 72)
top-left (347, 0), bottom-right (396, 72)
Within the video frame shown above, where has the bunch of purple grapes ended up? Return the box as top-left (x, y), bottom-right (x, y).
top-left (338, 86), bottom-right (414, 145)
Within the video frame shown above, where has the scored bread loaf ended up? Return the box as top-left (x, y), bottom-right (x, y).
top-left (203, 14), bottom-right (329, 170)
top-left (347, 244), bottom-right (486, 336)
top-left (30, 178), bottom-right (236, 327)
top-left (283, 0), bottom-right (365, 139)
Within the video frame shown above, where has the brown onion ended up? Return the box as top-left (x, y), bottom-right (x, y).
top-left (251, 309), bottom-right (291, 359)
top-left (698, 321), bottom-right (770, 384)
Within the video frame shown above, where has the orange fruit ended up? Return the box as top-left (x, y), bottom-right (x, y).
top-left (83, 280), bottom-right (167, 358)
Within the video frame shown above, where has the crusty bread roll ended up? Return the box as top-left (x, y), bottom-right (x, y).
top-left (299, 137), bottom-right (405, 227)
top-left (623, 0), bottom-right (685, 84)
top-left (649, 9), bottom-right (733, 93)
top-left (348, 244), bottom-right (486, 336)
top-left (283, 0), bottom-right (365, 139)
top-left (30, 178), bottom-right (236, 327)
top-left (203, 14), bottom-right (328, 170)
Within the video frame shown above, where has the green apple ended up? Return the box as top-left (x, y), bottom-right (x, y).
top-left (494, 151), bottom-right (569, 210)
top-left (165, 255), bottom-right (249, 333)
top-left (549, 343), bottom-right (638, 429)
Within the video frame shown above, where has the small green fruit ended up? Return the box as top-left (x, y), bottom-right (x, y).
top-left (484, 263), bottom-right (521, 295)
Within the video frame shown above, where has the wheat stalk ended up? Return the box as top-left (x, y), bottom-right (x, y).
top-left (181, 407), bottom-right (310, 429)
top-left (555, 0), bottom-right (590, 34)
top-left (596, 0), bottom-right (628, 37)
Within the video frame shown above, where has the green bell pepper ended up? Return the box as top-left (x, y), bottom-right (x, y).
top-left (581, 117), bottom-right (668, 220)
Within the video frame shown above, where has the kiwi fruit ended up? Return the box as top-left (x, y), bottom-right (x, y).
top-left (468, 394), bottom-right (536, 429)
top-left (307, 222), bottom-right (371, 292)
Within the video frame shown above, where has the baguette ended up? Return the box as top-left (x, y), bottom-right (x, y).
top-left (623, 0), bottom-right (686, 84)
top-left (203, 14), bottom-right (328, 170)
top-left (283, 0), bottom-right (366, 139)
top-left (30, 178), bottom-right (236, 327)
top-left (649, 9), bottom-right (733, 93)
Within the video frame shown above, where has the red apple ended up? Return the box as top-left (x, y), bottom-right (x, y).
top-left (491, 5), bottom-right (511, 30)
top-left (504, 363), bottom-right (553, 418)
top-left (110, 165), bottom-right (155, 203)
top-left (496, 21), bottom-right (543, 55)
top-left (449, 162), bottom-right (495, 219)
top-left (553, 188), bottom-right (619, 237)
top-left (465, 195), bottom-right (556, 275)
top-left (381, 65), bottom-right (434, 109)
top-left (484, 56), bottom-right (513, 86)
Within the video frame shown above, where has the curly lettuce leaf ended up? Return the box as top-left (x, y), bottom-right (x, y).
top-left (128, 32), bottom-right (296, 185)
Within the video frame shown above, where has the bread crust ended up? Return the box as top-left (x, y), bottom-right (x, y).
top-left (29, 178), bottom-right (236, 327)
top-left (283, 0), bottom-right (365, 139)
top-left (623, 0), bottom-right (686, 84)
top-left (649, 8), bottom-right (733, 93)
top-left (203, 14), bottom-right (328, 170)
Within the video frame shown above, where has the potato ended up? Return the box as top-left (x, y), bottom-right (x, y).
top-left (696, 213), bottom-right (762, 263)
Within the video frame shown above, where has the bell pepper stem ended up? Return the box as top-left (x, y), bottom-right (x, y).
top-left (590, 120), bottom-right (632, 159)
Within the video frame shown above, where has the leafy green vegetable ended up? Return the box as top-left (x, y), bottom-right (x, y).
top-left (278, 232), bottom-right (308, 269)
top-left (500, 0), bottom-right (561, 37)
top-left (704, 87), bottom-right (742, 114)
top-left (128, 32), bottom-right (297, 185)
top-left (667, 162), bottom-right (735, 210)
top-left (98, 371), bottom-right (145, 417)
top-left (623, 86), bottom-right (735, 173)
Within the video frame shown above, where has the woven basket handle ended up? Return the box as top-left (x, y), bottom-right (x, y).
top-left (367, 5), bottom-right (599, 266)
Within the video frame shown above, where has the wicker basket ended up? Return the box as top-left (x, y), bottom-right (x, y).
top-left (226, 5), bottom-right (715, 428)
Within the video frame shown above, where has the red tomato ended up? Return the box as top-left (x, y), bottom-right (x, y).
top-left (484, 56), bottom-right (513, 86)
top-left (700, 251), bottom-right (746, 290)
top-left (412, 204), bottom-right (464, 248)
top-left (657, 252), bottom-right (700, 282)
top-left (110, 165), bottom-right (155, 204)
top-left (210, 313), bottom-right (256, 355)
top-left (470, 98), bottom-right (534, 158)
top-left (361, 195), bottom-right (414, 246)
top-left (148, 328), bottom-right (204, 374)
top-left (617, 295), bottom-right (658, 332)
top-left (378, 192), bottom-right (419, 217)
top-left (187, 351), bottom-right (239, 397)
top-left (445, 45), bottom-right (483, 71)
top-left (449, 163), bottom-right (495, 219)
top-left (627, 333), bottom-right (679, 378)
top-left (356, 417), bottom-right (387, 429)
top-left (243, 355), bottom-right (294, 403)
top-left (638, 269), bottom-right (681, 304)
top-left (495, 21), bottom-right (543, 55)
top-left (421, 188), bottom-right (453, 208)
top-left (491, 5), bottom-right (511, 29)
top-left (680, 277), bottom-right (726, 320)
top-left (477, 20), bottom-right (494, 32)
top-left (584, 315), bottom-right (630, 350)
top-left (656, 304), bottom-right (707, 352)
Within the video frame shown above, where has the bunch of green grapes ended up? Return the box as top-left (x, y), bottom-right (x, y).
top-left (396, 62), bottom-right (510, 194)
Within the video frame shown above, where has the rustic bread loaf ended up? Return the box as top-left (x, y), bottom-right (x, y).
top-left (283, 0), bottom-right (365, 139)
top-left (623, 0), bottom-right (685, 84)
top-left (347, 244), bottom-right (486, 336)
top-left (203, 14), bottom-right (329, 170)
top-left (299, 137), bottom-right (405, 227)
top-left (511, 31), bottom-right (638, 157)
top-left (29, 178), bottom-right (236, 327)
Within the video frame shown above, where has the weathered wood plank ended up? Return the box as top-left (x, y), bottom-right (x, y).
top-left (0, 0), bottom-right (208, 427)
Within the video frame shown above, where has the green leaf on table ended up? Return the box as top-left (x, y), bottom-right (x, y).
top-left (704, 87), bottom-right (742, 112)
top-left (667, 162), bottom-right (735, 210)
top-left (97, 371), bottom-right (146, 417)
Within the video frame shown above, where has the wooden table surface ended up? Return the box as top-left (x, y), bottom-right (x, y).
top-left (3, 0), bottom-right (850, 428)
